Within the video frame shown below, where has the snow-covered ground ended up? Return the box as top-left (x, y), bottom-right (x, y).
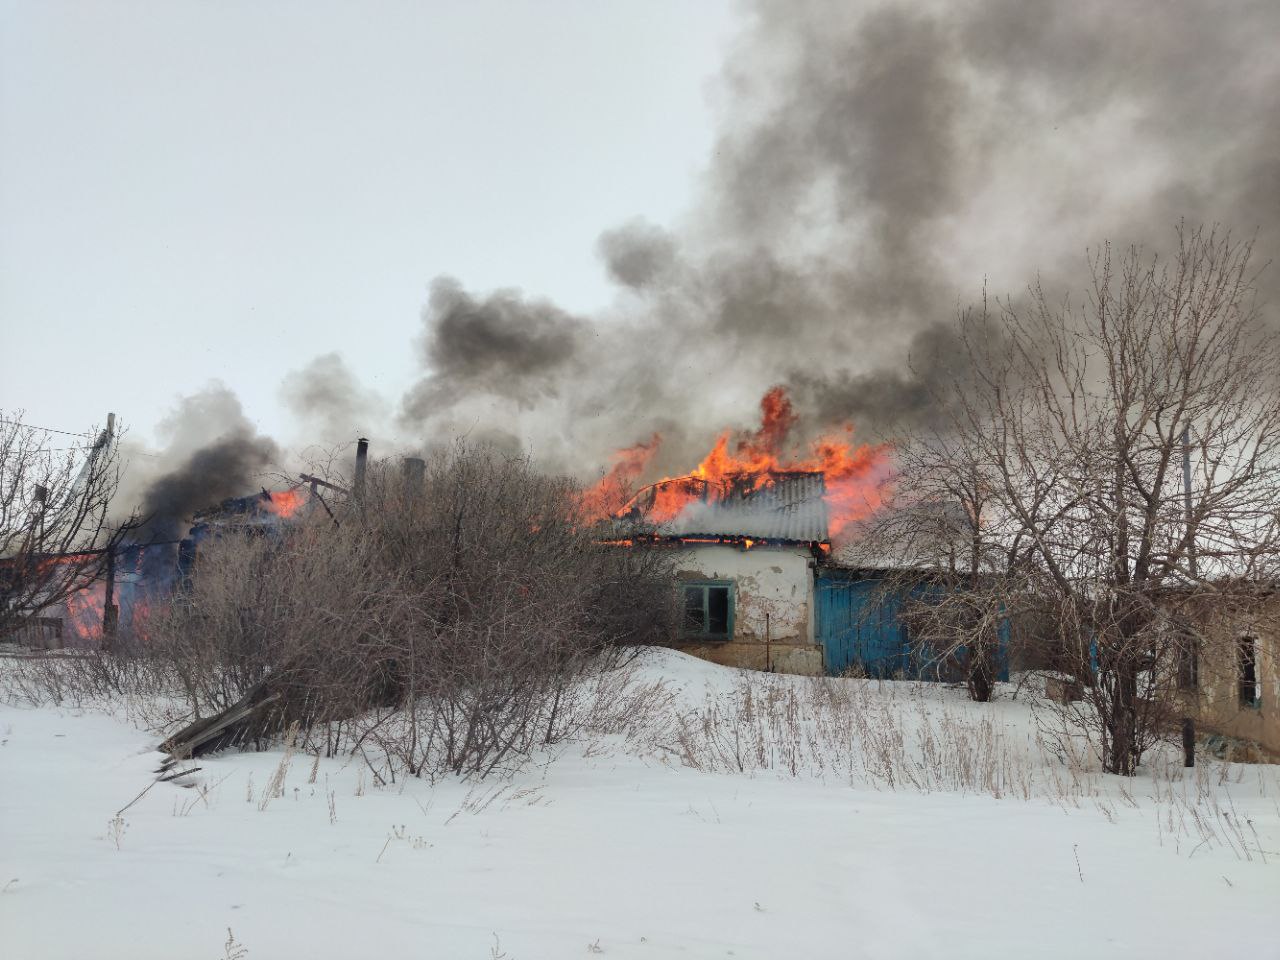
top-left (2, 648), bottom-right (1277, 959)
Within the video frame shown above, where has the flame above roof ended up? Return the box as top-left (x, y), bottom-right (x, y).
top-left (618, 471), bottom-right (829, 544)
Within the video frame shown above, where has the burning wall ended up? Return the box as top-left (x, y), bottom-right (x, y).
top-left (40, 543), bottom-right (175, 649)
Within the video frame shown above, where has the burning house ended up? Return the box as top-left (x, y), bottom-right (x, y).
top-left (614, 471), bottom-right (833, 674)
top-left (607, 469), bottom-right (1005, 679)
top-left (25, 439), bottom-right (370, 650)
top-left (586, 386), bottom-right (980, 678)
top-left (25, 486), bottom-right (314, 650)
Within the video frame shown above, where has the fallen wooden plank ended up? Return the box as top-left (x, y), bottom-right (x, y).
top-left (161, 687), bottom-right (279, 758)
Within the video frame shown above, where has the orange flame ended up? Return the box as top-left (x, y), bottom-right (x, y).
top-left (576, 435), bottom-right (661, 521)
top-left (582, 386), bottom-right (890, 540)
top-left (64, 579), bottom-right (106, 643)
top-left (261, 488), bottom-right (308, 518)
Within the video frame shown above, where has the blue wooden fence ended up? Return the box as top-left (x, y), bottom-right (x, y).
top-left (816, 571), bottom-right (1009, 680)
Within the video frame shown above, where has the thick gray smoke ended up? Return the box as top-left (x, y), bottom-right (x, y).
top-left (597, 219), bottom-right (679, 290)
top-left (788, 322), bottom-right (978, 431)
top-left (122, 385), bottom-right (280, 541)
top-left (401, 277), bottom-right (588, 424)
top-left (137, 433), bottom-right (278, 540)
top-left (285, 0), bottom-right (1278, 478)
top-left (280, 352), bottom-right (386, 444)
top-left (677, 0), bottom-right (1280, 435)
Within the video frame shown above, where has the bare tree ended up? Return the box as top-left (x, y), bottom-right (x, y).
top-left (0, 413), bottom-right (133, 643)
top-left (147, 442), bottom-right (677, 777)
top-left (850, 426), bottom-right (1019, 701)
top-left (867, 226), bottom-right (1280, 772)
top-left (846, 295), bottom-right (1034, 702)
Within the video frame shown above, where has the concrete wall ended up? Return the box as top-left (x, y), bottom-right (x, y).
top-left (1187, 598), bottom-right (1280, 756)
top-left (668, 543), bottom-right (823, 676)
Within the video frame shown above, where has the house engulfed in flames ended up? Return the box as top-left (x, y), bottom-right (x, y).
top-left (24, 483), bottom-right (320, 650)
top-left (581, 385), bottom-right (939, 678)
top-left (612, 471), bottom-right (834, 674)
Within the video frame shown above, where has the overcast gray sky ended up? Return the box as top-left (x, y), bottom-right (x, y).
top-left (0, 1), bottom-right (735, 444)
top-left (5, 0), bottom-right (1277, 516)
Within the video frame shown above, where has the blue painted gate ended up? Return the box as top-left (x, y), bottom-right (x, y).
top-left (816, 572), bottom-right (1009, 680)
top-left (816, 575), bottom-right (911, 678)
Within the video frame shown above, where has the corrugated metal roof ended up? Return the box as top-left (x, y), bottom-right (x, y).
top-left (620, 471), bottom-right (829, 543)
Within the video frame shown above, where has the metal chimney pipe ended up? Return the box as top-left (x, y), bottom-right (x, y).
top-left (401, 456), bottom-right (425, 492)
top-left (353, 438), bottom-right (369, 503)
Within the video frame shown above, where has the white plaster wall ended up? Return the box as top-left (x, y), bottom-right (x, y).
top-left (673, 544), bottom-right (815, 644)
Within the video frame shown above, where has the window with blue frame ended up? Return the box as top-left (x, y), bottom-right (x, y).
top-left (682, 581), bottom-right (733, 640)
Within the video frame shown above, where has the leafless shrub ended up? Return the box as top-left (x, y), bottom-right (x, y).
top-left (105, 814), bottom-right (127, 850)
top-left (222, 928), bottom-right (248, 960)
top-left (135, 442), bottom-right (677, 778)
top-left (257, 724), bottom-right (298, 811)
top-left (0, 647), bottom-right (177, 721)
top-left (644, 670), bottom-right (1036, 797)
top-left (617, 667), bottom-right (1277, 853)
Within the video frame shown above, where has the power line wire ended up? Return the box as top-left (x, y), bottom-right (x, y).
top-left (0, 418), bottom-right (95, 438)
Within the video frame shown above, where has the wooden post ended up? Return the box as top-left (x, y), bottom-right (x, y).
top-left (102, 548), bottom-right (118, 650)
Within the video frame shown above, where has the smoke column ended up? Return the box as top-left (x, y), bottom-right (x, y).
top-left (270, 0), bottom-right (1280, 491)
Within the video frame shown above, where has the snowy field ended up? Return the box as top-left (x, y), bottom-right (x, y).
top-left (2, 648), bottom-right (1278, 960)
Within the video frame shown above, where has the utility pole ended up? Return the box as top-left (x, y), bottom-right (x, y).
top-left (100, 413), bottom-right (119, 650)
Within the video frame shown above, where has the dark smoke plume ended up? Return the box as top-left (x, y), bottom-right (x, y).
top-left (788, 322), bottom-right (982, 432)
top-left (400, 277), bottom-right (588, 424)
top-left (290, 0), bottom-right (1278, 480)
top-left (124, 385), bottom-right (280, 540)
top-left (138, 433), bottom-right (279, 540)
